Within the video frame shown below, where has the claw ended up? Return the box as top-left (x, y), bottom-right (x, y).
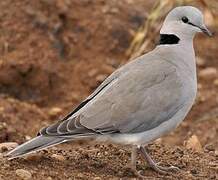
top-left (154, 163), bottom-right (179, 172)
top-left (150, 164), bottom-right (179, 174)
top-left (139, 146), bottom-right (180, 174)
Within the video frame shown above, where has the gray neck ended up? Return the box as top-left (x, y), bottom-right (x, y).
top-left (154, 38), bottom-right (196, 80)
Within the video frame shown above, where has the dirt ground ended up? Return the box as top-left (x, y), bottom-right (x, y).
top-left (0, 0), bottom-right (217, 179)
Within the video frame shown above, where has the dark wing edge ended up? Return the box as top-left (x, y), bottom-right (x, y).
top-left (38, 76), bottom-right (118, 137)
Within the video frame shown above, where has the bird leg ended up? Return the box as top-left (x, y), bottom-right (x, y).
top-left (125, 146), bottom-right (137, 170)
top-left (125, 146), bottom-right (145, 178)
top-left (139, 146), bottom-right (179, 174)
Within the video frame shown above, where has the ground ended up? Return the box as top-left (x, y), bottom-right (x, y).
top-left (0, 0), bottom-right (217, 179)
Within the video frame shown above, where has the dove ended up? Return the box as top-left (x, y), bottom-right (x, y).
top-left (6, 6), bottom-right (212, 177)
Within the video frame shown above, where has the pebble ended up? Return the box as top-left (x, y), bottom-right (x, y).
top-left (96, 74), bottom-right (107, 82)
top-left (15, 169), bottom-right (32, 180)
top-left (77, 173), bottom-right (84, 178)
top-left (204, 144), bottom-right (215, 151)
top-left (25, 135), bottom-right (32, 141)
top-left (199, 67), bottom-right (217, 79)
top-left (24, 153), bottom-right (43, 161)
top-left (93, 177), bottom-right (102, 180)
top-left (196, 57), bottom-right (206, 67)
top-left (102, 64), bottom-right (114, 74)
top-left (48, 107), bottom-right (62, 117)
top-left (0, 142), bottom-right (18, 153)
top-left (213, 79), bottom-right (218, 86)
top-left (88, 69), bottom-right (98, 77)
top-left (51, 154), bottom-right (65, 161)
top-left (184, 135), bottom-right (203, 152)
top-left (71, 92), bottom-right (82, 101)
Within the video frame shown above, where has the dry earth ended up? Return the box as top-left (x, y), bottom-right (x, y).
top-left (0, 0), bottom-right (217, 179)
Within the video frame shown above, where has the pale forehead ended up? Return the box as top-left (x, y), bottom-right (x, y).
top-left (166, 6), bottom-right (203, 22)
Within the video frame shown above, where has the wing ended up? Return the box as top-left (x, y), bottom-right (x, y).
top-left (40, 56), bottom-right (185, 137)
top-left (39, 61), bottom-right (123, 136)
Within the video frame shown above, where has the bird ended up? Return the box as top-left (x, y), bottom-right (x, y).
top-left (6, 6), bottom-right (212, 177)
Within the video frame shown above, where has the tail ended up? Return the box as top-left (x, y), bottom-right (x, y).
top-left (6, 136), bottom-right (66, 159)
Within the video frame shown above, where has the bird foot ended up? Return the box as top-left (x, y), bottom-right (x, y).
top-left (139, 146), bottom-right (179, 175)
top-left (148, 163), bottom-right (180, 174)
top-left (125, 165), bottom-right (147, 179)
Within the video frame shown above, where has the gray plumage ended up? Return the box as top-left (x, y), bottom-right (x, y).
top-left (7, 6), bottom-right (211, 162)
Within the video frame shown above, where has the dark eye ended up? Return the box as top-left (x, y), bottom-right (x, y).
top-left (182, 16), bottom-right (189, 23)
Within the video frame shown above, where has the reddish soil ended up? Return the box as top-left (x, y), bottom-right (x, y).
top-left (0, 0), bottom-right (217, 179)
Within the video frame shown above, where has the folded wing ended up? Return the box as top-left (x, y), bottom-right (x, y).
top-left (39, 58), bottom-right (185, 137)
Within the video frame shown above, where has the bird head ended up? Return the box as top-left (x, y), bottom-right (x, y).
top-left (160, 6), bottom-right (212, 40)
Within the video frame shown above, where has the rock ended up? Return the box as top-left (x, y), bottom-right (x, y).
top-left (184, 135), bottom-right (203, 152)
top-left (77, 173), bottom-right (84, 178)
top-left (93, 177), bottom-right (102, 180)
top-left (214, 150), bottom-right (218, 157)
top-left (96, 74), bottom-right (107, 82)
top-left (71, 92), bottom-right (82, 101)
top-left (0, 106), bottom-right (4, 112)
top-left (213, 79), bottom-right (218, 86)
top-left (24, 153), bottom-right (43, 161)
top-left (204, 144), bottom-right (215, 151)
top-left (196, 57), bottom-right (206, 67)
top-left (0, 122), bottom-right (7, 130)
top-left (197, 83), bottom-right (203, 90)
top-left (51, 154), bottom-right (65, 161)
top-left (88, 69), bottom-right (98, 77)
top-left (102, 64), bottom-right (115, 74)
top-left (25, 135), bottom-right (32, 141)
top-left (0, 142), bottom-right (18, 153)
top-left (48, 107), bottom-right (62, 117)
top-left (199, 67), bottom-right (217, 79)
top-left (15, 169), bottom-right (32, 180)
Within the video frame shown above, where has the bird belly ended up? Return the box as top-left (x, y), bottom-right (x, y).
top-left (101, 100), bottom-right (194, 146)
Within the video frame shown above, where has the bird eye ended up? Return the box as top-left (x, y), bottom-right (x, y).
top-left (181, 16), bottom-right (189, 23)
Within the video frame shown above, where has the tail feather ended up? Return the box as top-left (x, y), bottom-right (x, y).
top-left (6, 136), bottom-right (65, 159)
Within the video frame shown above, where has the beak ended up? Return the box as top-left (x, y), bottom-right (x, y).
top-left (188, 22), bottom-right (213, 37)
top-left (200, 25), bottom-right (213, 37)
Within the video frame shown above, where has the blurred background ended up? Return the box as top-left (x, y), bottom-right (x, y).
top-left (0, 0), bottom-right (217, 179)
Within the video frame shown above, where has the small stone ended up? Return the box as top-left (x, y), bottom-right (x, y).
top-left (102, 64), bottom-right (114, 74)
top-left (0, 142), bottom-right (18, 152)
top-left (110, 8), bottom-right (119, 14)
top-left (88, 69), bottom-right (98, 77)
top-left (51, 154), bottom-right (65, 161)
top-left (96, 74), bottom-right (107, 82)
top-left (197, 83), bottom-right (203, 90)
top-left (199, 67), bottom-right (217, 79)
top-left (71, 92), bottom-right (82, 101)
top-left (77, 173), bottom-right (84, 178)
top-left (93, 177), bottom-right (102, 180)
top-left (25, 135), bottom-right (32, 141)
top-left (24, 153), bottom-right (43, 161)
top-left (190, 169), bottom-right (198, 174)
top-left (48, 107), bottom-right (62, 117)
top-left (204, 144), bottom-right (215, 151)
top-left (196, 57), bottom-right (206, 67)
top-left (213, 79), bottom-right (218, 86)
top-left (184, 135), bottom-right (203, 152)
top-left (0, 107), bottom-right (4, 112)
top-left (46, 177), bottom-right (53, 180)
top-left (15, 169), bottom-right (32, 180)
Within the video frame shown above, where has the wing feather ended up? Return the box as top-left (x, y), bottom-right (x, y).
top-left (39, 56), bottom-right (186, 137)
